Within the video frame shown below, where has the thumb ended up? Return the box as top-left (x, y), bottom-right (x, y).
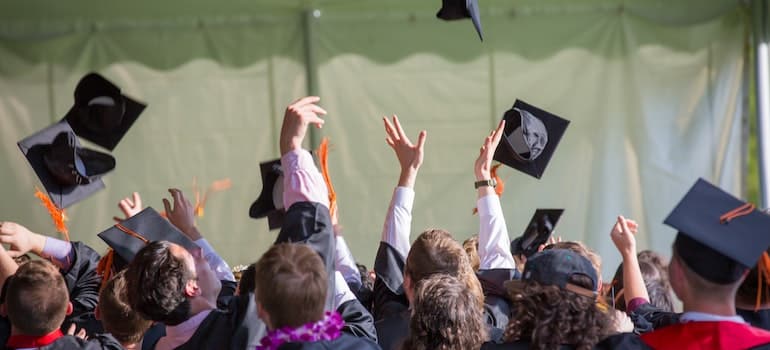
top-left (6, 250), bottom-right (23, 258)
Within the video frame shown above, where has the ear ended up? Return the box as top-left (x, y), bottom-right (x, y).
top-left (257, 303), bottom-right (272, 330)
top-left (184, 279), bottom-right (201, 298)
top-left (65, 302), bottom-right (73, 316)
top-left (94, 305), bottom-right (101, 321)
top-left (403, 274), bottom-right (414, 304)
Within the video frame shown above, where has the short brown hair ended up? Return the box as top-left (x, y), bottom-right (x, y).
top-left (6, 260), bottom-right (69, 335)
top-left (402, 274), bottom-right (487, 350)
top-left (405, 229), bottom-right (484, 307)
top-left (254, 243), bottom-right (326, 328)
top-left (463, 235), bottom-right (480, 272)
top-left (99, 270), bottom-right (152, 344)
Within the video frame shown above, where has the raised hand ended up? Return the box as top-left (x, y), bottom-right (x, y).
top-left (162, 189), bottom-right (202, 240)
top-left (474, 120), bottom-right (505, 181)
top-left (383, 115), bottom-right (427, 188)
top-left (113, 192), bottom-right (143, 222)
top-left (280, 96), bottom-right (327, 155)
top-left (610, 215), bottom-right (638, 258)
top-left (0, 221), bottom-right (46, 258)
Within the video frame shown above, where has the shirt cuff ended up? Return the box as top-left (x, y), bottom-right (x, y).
top-left (335, 237), bottom-right (362, 285)
top-left (40, 237), bottom-right (74, 270)
top-left (281, 149), bottom-right (329, 209)
top-left (334, 271), bottom-right (357, 308)
top-left (195, 238), bottom-right (235, 282)
top-left (381, 186), bottom-right (415, 259)
top-left (393, 186), bottom-right (415, 212)
top-left (627, 297), bottom-right (649, 313)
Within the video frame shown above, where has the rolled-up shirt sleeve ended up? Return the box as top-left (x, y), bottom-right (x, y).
top-left (281, 149), bottom-right (329, 209)
top-left (195, 238), bottom-right (235, 282)
top-left (335, 236), bottom-right (362, 287)
top-left (40, 237), bottom-right (75, 271)
top-left (477, 194), bottom-right (515, 270)
top-left (381, 186), bottom-right (414, 260)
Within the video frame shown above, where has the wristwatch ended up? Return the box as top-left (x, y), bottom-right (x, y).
top-left (474, 179), bottom-right (497, 189)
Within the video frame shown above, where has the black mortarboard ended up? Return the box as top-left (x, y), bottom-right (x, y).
top-left (510, 209), bottom-right (564, 258)
top-left (98, 207), bottom-right (198, 265)
top-left (63, 73), bottom-right (146, 151)
top-left (436, 0), bottom-right (484, 41)
top-left (493, 100), bottom-right (570, 179)
top-left (17, 121), bottom-right (115, 208)
top-left (249, 159), bottom-right (285, 230)
top-left (665, 178), bottom-right (770, 284)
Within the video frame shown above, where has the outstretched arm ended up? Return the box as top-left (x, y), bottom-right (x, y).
top-left (475, 120), bottom-right (515, 270)
top-left (610, 215), bottom-right (648, 310)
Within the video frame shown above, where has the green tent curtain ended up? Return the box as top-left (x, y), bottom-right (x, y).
top-left (0, 0), bottom-right (751, 278)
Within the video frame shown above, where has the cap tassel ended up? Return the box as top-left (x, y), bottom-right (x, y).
top-left (96, 249), bottom-right (115, 288)
top-left (33, 187), bottom-right (69, 241)
top-left (756, 251), bottom-right (770, 310)
top-left (720, 203), bottom-right (755, 224)
top-left (318, 138), bottom-right (337, 218)
top-left (195, 178), bottom-right (232, 218)
top-left (472, 164), bottom-right (505, 215)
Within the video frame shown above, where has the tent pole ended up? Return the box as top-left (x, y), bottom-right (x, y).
top-left (302, 9), bottom-right (321, 148)
top-left (754, 0), bottom-right (770, 207)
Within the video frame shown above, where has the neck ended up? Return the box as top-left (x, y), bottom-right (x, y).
top-left (122, 343), bottom-right (140, 350)
top-left (683, 296), bottom-right (738, 316)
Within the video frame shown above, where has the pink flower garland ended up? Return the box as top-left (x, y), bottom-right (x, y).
top-left (257, 311), bottom-right (344, 350)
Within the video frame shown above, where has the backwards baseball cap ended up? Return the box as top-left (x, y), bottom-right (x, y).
top-left (665, 178), bottom-right (770, 284)
top-left (512, 249), bottom-right (598, 298)
top-left (493, 100), bottom-right (570, 179)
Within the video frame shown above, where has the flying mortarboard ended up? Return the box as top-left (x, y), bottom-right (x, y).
top-left (436, 0), bottom-right (484, 41)
top-left (493, 100), bottom-right (570, 179)
top-left (98, 207), bottom-right (199, 266)
top-left (17, 120), bottom-right (115, 209)
top-left (249, 159), bottom-right (285, 230)
top-left (664, 178), bottom-right (770, 284)
top-left (510, 209), bottom-right (564, 258)
top-left (63, 72), bottom-right (146, 151)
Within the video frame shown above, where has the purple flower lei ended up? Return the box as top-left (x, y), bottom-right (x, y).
top-left (257, 311), bottom-right (344, 350)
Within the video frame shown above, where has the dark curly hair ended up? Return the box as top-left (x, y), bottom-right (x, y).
top-left (504, 274), bottom-right (613, 350)
top-left (125, 241), bottom-right (193, 326)
top-left (401, 274), bottom-right (487, 350)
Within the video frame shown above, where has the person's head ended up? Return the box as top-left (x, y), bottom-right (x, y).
top-left (401, 274), bottom-right (487, 350)
top-left (505, 249), bottom-right (612, 349)
top-left (611, 256), bottom-right (674, 312)
top-left (546, 241), bottom-right (603, 289)
top-left (97, 270), bottom-right (152, 345)
top-left (669, 233), bottom-right (748, 306)
top-left (638, 250), bottom-right (668, 279)
top-left (463, 235), bottom-right (480, 272)
top-left (404, 229), bottom-right (483, 306)
top-left (254, 243), bottom-right (326, 329)
top-left (5, 260), bottom-right (72, 335)
top-left (236, 263), bottom-right (257, 296)
top-left (125, 240), bottom-right (220, 325)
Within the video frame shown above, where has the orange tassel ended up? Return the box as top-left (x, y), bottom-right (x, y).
top-left (472, 164), bottom-right (505, 215)
top-left (756, 251), bottom-right (770, 310)
top-left (318, 138), bottom-right (337, 218)
top-left (195, 178), bottom-right (232, 218)
top-left (34, 188), bottom-right (69, 241)
top-left (96, 249), bottom-right (115, 288)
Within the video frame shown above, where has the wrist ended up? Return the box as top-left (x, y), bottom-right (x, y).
top-left (621, 249), bottom-right (637, 260)
top-left (475, 172), bottom-right (491, 182)
top-left (398, 169), bottom-right (417, 188)
top-left (32, 233), bottom-right (47, 255)
top-left (184, 226), bottom-right (204, 241)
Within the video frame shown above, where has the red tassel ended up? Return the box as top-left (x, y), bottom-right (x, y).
top-left (34, 188), bottom-right (69, 241)
top-left (318, 138), bottom-right (337, 218)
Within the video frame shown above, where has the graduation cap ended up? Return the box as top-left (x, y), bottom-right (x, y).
top-left (63, 73), bottom-right (146, 151)
top-left (98, 207), bottom-right (198, 267)
top-left (493, 100), bottom-right (570, 179)
top-left (665, 178), bottom-right (770, 284)
top-left (436, 0), bottom-right (484, 41)
top-left (17, 120), bottom-right (115, 209)
top-left (510, 209), bottom-right (564, 258)
top-left (249, 159), bottom-right (285, 230)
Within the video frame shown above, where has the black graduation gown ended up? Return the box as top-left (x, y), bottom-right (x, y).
top-left (5, 334), bottom-right (123, 350)
top-left (276, 333), bottom-right (380, 350)
top-left (372, 242), bottom-right (508, 350)
top-left (738, 308), bottom-right (770, 331)
top-left (627, 302), bottom-right (681, 334)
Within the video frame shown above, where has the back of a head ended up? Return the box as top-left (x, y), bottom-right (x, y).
top-left (548, 241), bottom-right (602, 278)
top-left (406, 229), bottom-right (483, 305)
top-left (254, 243), bottom-right (327, 328)
top-left (6, 260), bottom-right (69, 336)
top-left (99, 270), bottom-right (152, 345)
top-left (463, 235), bottom-right (480, 272)
top-left (611, 259), bottom-right (673, 312)
top-left (237, 263), bottom-right (257, 296)
top-left (124, 241), bottom-right (192, 326)
top-left (402, 274), bottom-right (487, 350)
